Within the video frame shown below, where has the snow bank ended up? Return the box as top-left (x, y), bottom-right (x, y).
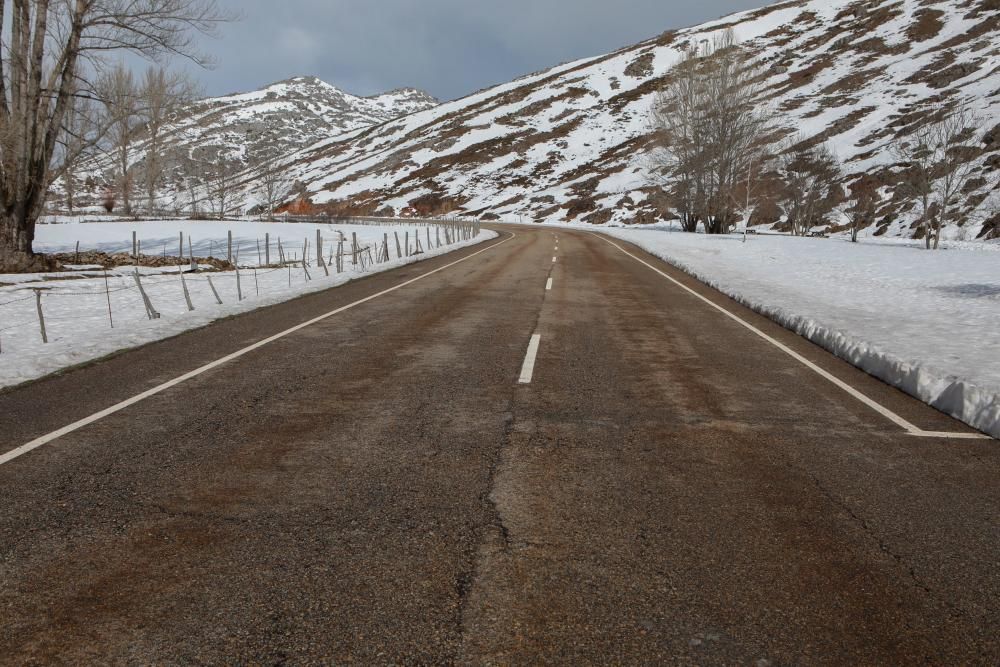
top-left (0, 220), bottom-right (495, 389)
top-left (595, 225), bottom-right (1000, 439)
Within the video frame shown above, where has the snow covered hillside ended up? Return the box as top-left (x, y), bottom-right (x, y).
top-left (271, 0), bottom-right (1000, 240)
top-left (56, 77), bottom-right (438, 212)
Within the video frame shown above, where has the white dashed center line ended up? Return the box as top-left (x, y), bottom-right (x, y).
top-left (518, 334), bottom-right (542, 384)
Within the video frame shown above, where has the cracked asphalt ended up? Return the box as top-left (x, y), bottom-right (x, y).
top-left (0, 226), bottom-right (998, 664)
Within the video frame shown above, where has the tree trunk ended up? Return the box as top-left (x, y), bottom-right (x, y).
top-left (0, 211), bottom-right (57, 272)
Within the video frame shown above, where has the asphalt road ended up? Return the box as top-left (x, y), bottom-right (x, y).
top-left (0, 226), bottom-right (997, 665)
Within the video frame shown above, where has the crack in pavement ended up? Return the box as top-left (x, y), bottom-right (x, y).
top-left (802, 467), bottom-right (972, 623)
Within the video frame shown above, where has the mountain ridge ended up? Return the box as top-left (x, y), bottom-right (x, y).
top-left (260, 0), bottom-right (999, 240)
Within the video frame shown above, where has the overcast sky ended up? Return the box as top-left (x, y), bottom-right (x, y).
top-left (189, 0), bottom-right (769, 101)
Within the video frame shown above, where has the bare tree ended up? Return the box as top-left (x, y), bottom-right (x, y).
top-left (56, 83), bottom-right (102, 215)
top-left (649, 30), bottom-right (778, 234)
top-left (138, 66), bottom-right (196, 216)
top-left (649, 43), bottom-right (704, 232)
top-left (99, 62), bottom-right (139, 216)
top-left (0, 0), bottom-right (233, 272)
top-left (254, 148), bottom-right (292, 220)
top-left (778, 143), bottom-right (841, 236)
top-left (845, 174), bottom-right (879, 243)
top-left (893, 105), bottom-right (985, 249)
top-left (206, 158), bottom-right (240, 220)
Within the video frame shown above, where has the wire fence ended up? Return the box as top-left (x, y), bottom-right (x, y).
top-left (0, 220), bottom-right (483, 356)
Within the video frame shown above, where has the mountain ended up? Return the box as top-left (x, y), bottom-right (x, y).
top-left (58, 76), bottom-right (439, 212)
top-left (172, 76), bottom-right (439, 158)
top-left (270, 0), bottom-right (1000, 239)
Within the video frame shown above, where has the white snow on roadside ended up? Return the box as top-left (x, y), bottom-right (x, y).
top-left (0, 220), bottom-right (495, 389)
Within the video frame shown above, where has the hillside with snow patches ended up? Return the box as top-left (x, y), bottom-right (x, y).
top-left (264, 0), bottom-right (999, 240)
top-left (59, 77), bottom-right (438, 211)
top-left (172, 76), bottom-right (439, 157)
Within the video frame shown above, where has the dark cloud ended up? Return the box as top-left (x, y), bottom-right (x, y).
top-left (188, 0), bottom-right (769, 100)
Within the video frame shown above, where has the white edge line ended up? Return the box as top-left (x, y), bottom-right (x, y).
top-left (552, 256), bottom-right (557, 263)
top-left (0, 232), bottom-right (517, 467)
top-left (518, 333), bottom-right (542, 384)
top-left (546, 277), bottom-right (553, 291)
top-left (593, 234), bottom-right (991, 441)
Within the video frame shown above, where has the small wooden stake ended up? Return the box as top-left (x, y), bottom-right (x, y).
top-left (103, 269), bottom-right (114, 328)
top-left (179, 265), bottom-right (194, 311)
top-left (206, 275), bottom-right (223, 304)
top-left (133, 270), bottom-right (160, 320)
top-left (33, 289), bottom-right (48, 343)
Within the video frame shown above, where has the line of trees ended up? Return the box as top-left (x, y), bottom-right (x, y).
top-left (649, 29), bottom-right (996, 247)
top-left (0, 0), bottom-right (234, 273)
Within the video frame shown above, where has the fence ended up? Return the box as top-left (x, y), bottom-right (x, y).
top-left (40, 210), bottom-right (481, 228)
top-left (0, 220), bottom-right (482, 357)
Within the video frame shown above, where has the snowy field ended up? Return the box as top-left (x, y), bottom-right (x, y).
top-left (0, 220), bottom-right (494, 388)
top-left (593, 224), bottom-right (1000, 439)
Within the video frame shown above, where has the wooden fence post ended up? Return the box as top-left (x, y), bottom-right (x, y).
top-left (265, 232), bottom-right (270, 266)
top-left (103, 269), bottom-right (114, 328)
top-left (179, 232), bottom-right (184, 260)
top-left (316, 229), bottom-right (322, 267)
top-left (133, 270), bottom-right (160, 319)
top-left (179, 265), bottom-right (194, 311)
top-left (352, 232), bottom-right (358, 266)
top-left (33, 289), bottom-right (48, 343)
top-left (318, 246), bottom-right (330, 276)
top-left (394, 231), bottom-right (402, 259)
top-left (206, 275), bottom-right (223, 304)
top-left (227, 230), bottom-right (232, 263)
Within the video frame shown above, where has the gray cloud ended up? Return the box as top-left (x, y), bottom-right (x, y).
top-left (187, 0), bottom-right (769, 100)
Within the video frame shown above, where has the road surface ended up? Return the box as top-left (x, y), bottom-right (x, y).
top-left (1, 226), bottom-right (997, 664)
